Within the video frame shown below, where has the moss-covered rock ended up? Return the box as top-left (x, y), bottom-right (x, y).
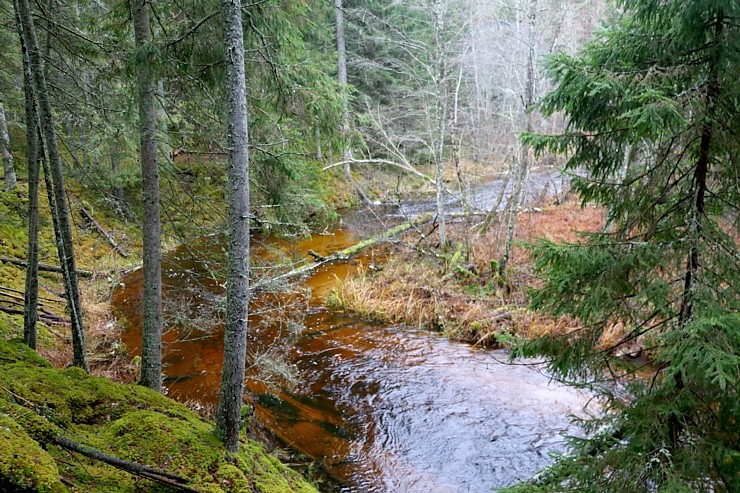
top-left (0, 339), bottom-right (318, 493)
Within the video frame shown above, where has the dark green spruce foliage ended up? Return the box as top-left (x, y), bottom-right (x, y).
top-left (508, 1), bottom-right (739, 492)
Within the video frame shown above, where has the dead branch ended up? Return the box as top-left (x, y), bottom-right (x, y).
top-left (252, 212), bottom-right (434, 292)
top-left (324, 158), bottom-right (435, 185)
top-left (0, 306), bottom-right (69, 325)
top-left (80, 207), bottom-right (128, 258)
top-left (0, 256), bottom-right (93, 278)
top-left (0, 285), bottom-right (64, 305)
top-left (53, 436), bottom-right (204, 493)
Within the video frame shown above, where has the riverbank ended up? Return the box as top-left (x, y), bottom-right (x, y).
top-left (0, 182), bottom-right (322, 492)
top-left (326, 199), bottom-right (615, 348)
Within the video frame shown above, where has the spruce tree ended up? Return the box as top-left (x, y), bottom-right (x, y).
top-left (508, 1), bottom-right (739, 491)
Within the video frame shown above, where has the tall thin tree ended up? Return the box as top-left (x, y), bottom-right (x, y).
top-left (216, 0), bottom-right (251, 453)
top-left (132, 0), bottom-right (163, 391)
top-left (15, 0), bottom-right (88, 370)
top-left (335, 0), bottom-right (370, 206)
top-left (19, 30), bottom-right (40, 349)
top-left (498, 0), bottom-right (537, 278)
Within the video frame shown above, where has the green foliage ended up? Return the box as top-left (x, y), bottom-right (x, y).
top-left (508, 1), bottom-right (740, 491)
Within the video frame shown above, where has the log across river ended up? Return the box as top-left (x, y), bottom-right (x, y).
top-left (112, 169), bottom-right (592, 492)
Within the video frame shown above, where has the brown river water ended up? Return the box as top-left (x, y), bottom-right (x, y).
top-left (112, 171), bottom-right (591, 492)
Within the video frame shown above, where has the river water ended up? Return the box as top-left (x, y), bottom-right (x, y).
top-left (112, 169), bottom-right (591, 492)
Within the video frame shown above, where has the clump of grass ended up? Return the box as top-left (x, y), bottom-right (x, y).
top-left (327, 200), bottom-right (606, 346)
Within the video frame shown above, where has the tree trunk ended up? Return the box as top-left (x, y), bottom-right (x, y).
top-left (670, 10), bottom-right (723, 452)
top-left (432, 0), bottom-right (448, 247)
top-left (336, 0), bottom-right (371, 206)
top-left (499, 0), bottom-right (536, 279)
top-left (0, 96), bottom-right (17, 192)
top-left (20, 41), bottom-right (40, 349)
top-left (132, 0), bottom-right (163, 392)
top-left (15, 0), bottom-right (88, 371)
top-left (66, 116), bottom-right (78, 166)
top-left (217, 0), bottom-right (251, 454)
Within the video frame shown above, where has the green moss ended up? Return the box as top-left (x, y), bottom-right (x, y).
top-left (214, 463), bottom-right (249, 492)
top-left (0, 339), bottom-right (318, 493)
top-left (0, 339), bottom-right (51, 367)
top-left (0, 414), bottom-right (64, 493)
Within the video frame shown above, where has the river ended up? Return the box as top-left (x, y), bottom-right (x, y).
top-left (111, 168), bottom-right (591, 492)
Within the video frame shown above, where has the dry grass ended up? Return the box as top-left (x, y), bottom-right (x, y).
top-left (327, 199), bottom-right (609, 347)
top-left (36, 272), bottom-right (139, 383)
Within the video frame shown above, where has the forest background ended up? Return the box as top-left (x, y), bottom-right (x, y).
top-left (0, 0), bottom-right (737, 492)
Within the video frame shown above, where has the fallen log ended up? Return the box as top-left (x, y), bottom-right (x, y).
top-left (80, 206), bottom-right (128, 258)
top-left (0, 306), bottom-right (69, 325)
top-left (53, 436), bottom-right (204, 493)
top-left (0, 256), bottom-right (93, 278)
top-left (0, 286), bottom-right (66, 306)
top-left (0, 285), bottom-right (64, 305)
top-left (252, 212), bottom-right (434, 291)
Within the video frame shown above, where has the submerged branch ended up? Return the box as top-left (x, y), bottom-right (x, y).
top-left (251, 212), bottom-right (435, 292)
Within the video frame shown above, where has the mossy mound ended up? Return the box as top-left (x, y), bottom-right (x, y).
top-left (0, 339), bottom-right (318, 493)
top-left (0, 414), bottom-right (64, 493)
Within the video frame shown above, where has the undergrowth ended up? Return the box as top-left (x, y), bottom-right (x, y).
top-left (327, 200), bottom-right (611, 347)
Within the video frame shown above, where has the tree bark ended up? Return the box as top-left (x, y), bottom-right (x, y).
top-left (20, 40), bottom-right (40, 348)
top-left (0, 96), bottom-right (17, 192)
top-left (156, 79), bottom-right (171, 160)
top-left (217, 0), bottom-right (251, 454)
top-left (110, 132), bottom-right (124, 203)
top-left (133, 0), bottom-right (163, 392)
top-left (432, 0), bottom-right (448, 247)
top-left (15, 0), bottom-right (88, 371)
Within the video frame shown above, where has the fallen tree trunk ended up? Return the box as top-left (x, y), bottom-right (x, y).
top-left (0, 256), bottom-right (93, 278)
top-left (0, 306), bottom-right (68, 325)
top-left (252, 212), bottom-right (434, 291)
top-left (0, 285), bottom-right (64, 306)
top-left (53, 436), bottom-right (204, 493)
top-left (80, 206), bottom-right (128, 258)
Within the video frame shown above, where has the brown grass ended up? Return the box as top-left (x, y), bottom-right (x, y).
top-left (327, 199), bottom-right (608, 347)
top-left (36, 272), bottom-right (139, 383)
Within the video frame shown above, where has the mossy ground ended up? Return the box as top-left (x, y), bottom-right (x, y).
top-left (0, 339), bottom-right (318, 493)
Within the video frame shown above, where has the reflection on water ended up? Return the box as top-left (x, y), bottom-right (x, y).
top-left (112, 174), bottom-right (590, 492)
